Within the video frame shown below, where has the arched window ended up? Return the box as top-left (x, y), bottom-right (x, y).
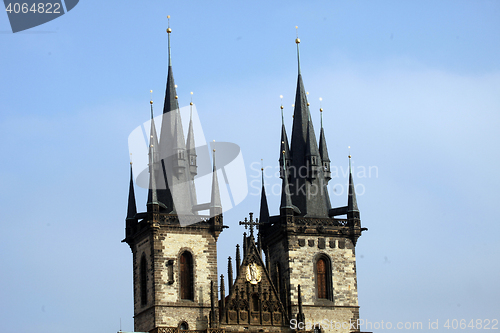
top-left (140, 254), bottom-right (147, 306)
top-left (179, 321), bottom-right (189, 330)
top-left (180, 251), bottom-right (194, 300)
top-left (316, 255), bottom-right (333, 301)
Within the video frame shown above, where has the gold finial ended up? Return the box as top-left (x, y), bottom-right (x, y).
top-left (150, 90), bottom-right (153, 104)
top-left (130, 153), bottom-right (133, 165)
top-left (175, 84), bottom-right (178, 88)
top-left (175, 95), bottom-right (178, 99)
top-left (190, 91), bottom-right (193, 105)
top-left (319, 97), bottom-right (323, 112)
top-left (213, 139), bottom-right (216, 152)
top-left (295, 26), bottom-right (300, 44)
top-left (348, 146), bottom-right (351, 158)
top-left (261, 158), bottom-right (264, 171)
top-left (167, 15), bottom-right (171, 33)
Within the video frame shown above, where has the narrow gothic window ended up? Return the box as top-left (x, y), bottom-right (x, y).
top-left (180, 251), bottom-right (194, 300)
top-left (317, 258), bottom-right (327, 299)
top-left (140, 255), bottom-right (147, 305)
top-left (179, 321), bottom-right (189, 330)
top-left (273, 262), bottom-right (281, 293)
top-left (252, 293), bottom-right (259, 311)
top-left (316, 256), bottom-right (332, 300)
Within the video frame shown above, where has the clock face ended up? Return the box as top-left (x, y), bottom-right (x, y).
top-left (246, 262), bottom-right (262, 285)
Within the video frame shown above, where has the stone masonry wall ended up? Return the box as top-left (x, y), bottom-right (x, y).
top-left (132, 227), bottom-right (218, 332)
top-left (134, 233), bottom-right (154, 332)
top-left (154, 228), bottom-right (218, 329)
top-left (287, 234), bottom-right (359, 333)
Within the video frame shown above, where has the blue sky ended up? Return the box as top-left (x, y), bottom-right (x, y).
top-left (1, 1), bottom-right (499, 332)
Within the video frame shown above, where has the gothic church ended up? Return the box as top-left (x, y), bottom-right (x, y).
top-left (123, 23), bottom-right (367, 333)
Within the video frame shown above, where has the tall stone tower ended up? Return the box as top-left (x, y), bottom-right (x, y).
top-left (123, 23), bottom-right (224, 332)
top-left (123, 23), bottom-right (367, 333)
top-left (258, 34), bottom-right (367, 331)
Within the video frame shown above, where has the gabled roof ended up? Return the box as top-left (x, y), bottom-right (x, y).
top-left (223, 233), bottom-right (287, 326)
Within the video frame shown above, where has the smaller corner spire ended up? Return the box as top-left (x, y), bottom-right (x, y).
top-left (318, 98), bottom-right (330, 164)
top-left (210, 142), bottom-right (222, 212)
top-left (259, 160), bottom-right (270, 224)
top-left (227, 256), bottom-right (233, 291)
top-left (235, 244), bottom-right (241, 272)
top-left (167, 15), bottom-right (172, 67)
top-left (319, 97), bottom-right (323, 129)
top-left (150, 90), bottom-right (154, 119)
top-left (280, 149), bottom-right (293, 211)
top-left (186, 92), bottom-right (196, 152)
top-left (347, 148), bottom-right (359, 215)
top-left (126, 159), bottom-right (137, 221)
top-left (295, 26), bottom-right (301, 75)
top-left (279, 98), bottom-right (291, 179)
top-left (147, 98), bottom-right (160, 208)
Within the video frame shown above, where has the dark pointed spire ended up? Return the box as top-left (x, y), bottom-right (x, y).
top-left (163, 16), bottom-right (179, 114)
top-left (172, 111), bottom-right (186, 176)
top-left (235, 244), bottom-right (241, 273)
top-left (186, 93), bottom-right (197, 175)
top-left (227, 256), bottom-right (233, 291)
top-left (319, 103), bottom-right (332, 184)
top-left (318, 104), bottom-right (330, 165)
top-left (147, 100), bottom-right (159, 207)
top-left (158, 24), bottom-right (193, 214)
top-left (210, 146), bottom-right (222, 214)
top-left (126, 162), bottom-right (137, 221)
top-left (305, 116), bottom-right (321, 165)
top-left (347, 153), bottom-right (359, 218)
top-left (167, 15), bottom-right (172, 66)
top-left (259, 163), bottom-right (270, 224)
top-left (209, 280), bottom-right (215, 328)
top-left (279, 100), bottom-right (291, 179)
top-left (186, 93), bottom-right (198, 210)
top-left (242, 232), bottom-right (247, 257)
top-left (280, 149), bottom-right (293, 211)
top-left (220, 274), bottom-right (225, 323)
top-left (286, 31), bottom-right (329, 217)
top-left (295, 26), bottom-right (301, 75)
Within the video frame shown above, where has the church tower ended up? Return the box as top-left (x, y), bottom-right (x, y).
top-left (123, 23), bottom-right (367, 333)
top-left (259, 32), bottom-right (367, 331)
top-left (123, 20), bottom-right (224, 332)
